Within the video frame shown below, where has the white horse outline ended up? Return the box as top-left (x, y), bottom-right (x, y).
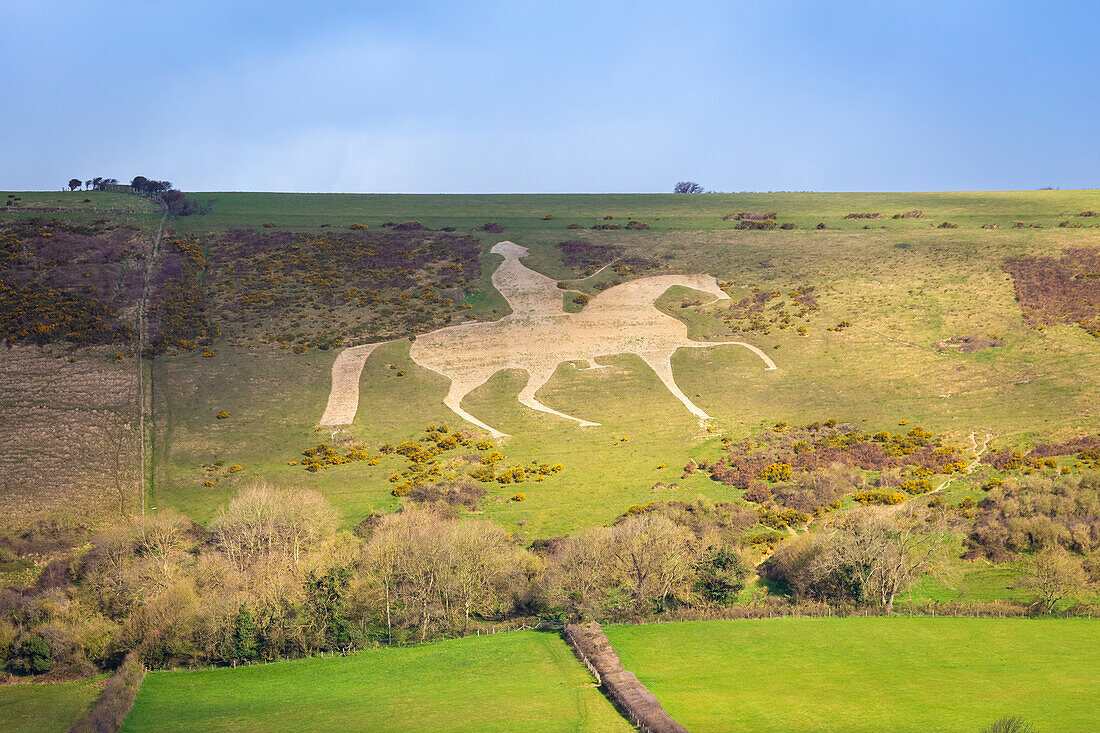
top-left (321, 242), bottom-right (776, 437)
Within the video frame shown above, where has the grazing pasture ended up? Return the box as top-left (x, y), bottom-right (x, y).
top-left (123, 631), bottom-right (630, 732)
top-left (0, 676), bottom-right (105, 733)
top-left (605, 617), bottom-right (1100, 733)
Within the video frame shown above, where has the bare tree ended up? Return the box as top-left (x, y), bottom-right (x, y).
top-left (211, 483), bottom-right (337, 569)
top-left (832, 508), bottom-right (948, 610)
top-left (358, 506), bottom-right (523, 641)
top-left (134, 510), bottom-right (195, 583)
top-left (1017, 546), bottom-right (1087, 614)
top-left (762, 507), bottom-right (948, 609)
top-left (609, 513), bottom-right (696, 612)
top-left (543, 529), bottom-right (614, 620)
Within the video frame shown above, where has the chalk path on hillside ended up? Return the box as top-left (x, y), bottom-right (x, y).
top-left (321, 241), bottom-right (776, 436)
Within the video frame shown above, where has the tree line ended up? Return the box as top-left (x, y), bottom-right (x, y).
top-left (65, 175), bottom-right (195, 215)
top-left (2, 478), bottom-right (1096, 677)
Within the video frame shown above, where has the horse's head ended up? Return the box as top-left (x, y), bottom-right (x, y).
top-left (491, 241), bottom-right (529, 259)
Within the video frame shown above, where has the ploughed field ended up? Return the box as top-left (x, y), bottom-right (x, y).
top-left (604, 617), bottom-right (1100, 732)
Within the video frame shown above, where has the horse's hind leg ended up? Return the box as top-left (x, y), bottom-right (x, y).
top-left (442, 377), bottom-right (510, 438)
top-left (636, 349), bottom-right (712, 420)
top-left (517, 366), bottom-right (600, 427)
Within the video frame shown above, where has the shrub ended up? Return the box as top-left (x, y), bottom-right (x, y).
top-left (900, 478), bottom-right (933, 494)
top-left (541, 214), bottom-right (555, 220)
top-left (10, 633), bottom-right (52, 674)
top-left (696, 547), bottom-right (750, 604)
top-left (476, 222), bottom-right (504, 233)
top-left (779, 222), bottom-right (797, 229)
top-left (262, 222), bottom-right (276, 228)
top-left (406, 479), bottom-right (487, 510)
top-left (853, 489), bottom-right (905, 505)
top-left (892, 210), bottom-right (924, 219)
top-left (736, 218), bottom-right (777, 230)
top-left (760, 462), bottom-right (793, 482)
top-left (937, 221), bottom-right (958, 228)
top-left (816, 222), bottom-right (826, 230)
top-left (216, 411), bottom-right (229, 419)
top-left (348, 223), bottom-right (369, 230)
top-left (572, 293), bottom-right (590, 306)
top-left (511, 493), bottom-right (525, 501)
top-left (979, 716), bottom-right (1037, 733)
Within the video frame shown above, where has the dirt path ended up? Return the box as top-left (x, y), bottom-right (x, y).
top-left (321, 241), bottom-right (777, 435)
top-left (930, 431), bottom-right (993, 495)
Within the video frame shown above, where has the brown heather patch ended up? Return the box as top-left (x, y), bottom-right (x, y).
top-left (1003, 247), bottom-right (1100, 337)
top-left (206, 227), bottom-right (482, 348)
top-left (0, 218), bottom-right (147, 346)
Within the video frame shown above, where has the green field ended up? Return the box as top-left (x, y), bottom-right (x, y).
top-left (122, 631), bottom-right (630, 733)
top-left (604, 618), bottom-right (1100, 732)
top-left (0, 676), bottom-right (105, 733)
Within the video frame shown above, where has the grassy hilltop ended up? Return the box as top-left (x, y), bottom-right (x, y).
top-left (140, 190), bottom-right (1100, 540)
top-left (3, 187), bottom-right (1099, 542)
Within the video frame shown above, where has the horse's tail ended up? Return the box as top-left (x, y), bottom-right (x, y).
top-left (319, 341), bottom-right (390, 425)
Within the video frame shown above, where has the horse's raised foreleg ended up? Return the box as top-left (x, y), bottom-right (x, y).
top-left (320, 342), bottom-right (387, 425)
top-left (682, 341), bottom-right (778, 370)
top-left (443, 377), bottom-right (510, 438)
top-left (636, 349), bottom-right (712, 419)
top-left (517, 365), bottom-right (600, 427)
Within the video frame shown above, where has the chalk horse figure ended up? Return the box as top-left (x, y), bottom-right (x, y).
top-left (320, 242), bottom-right (776, 437)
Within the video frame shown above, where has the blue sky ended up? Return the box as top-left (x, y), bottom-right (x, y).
top-left (2, 1), bottom-right (1098, 193)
